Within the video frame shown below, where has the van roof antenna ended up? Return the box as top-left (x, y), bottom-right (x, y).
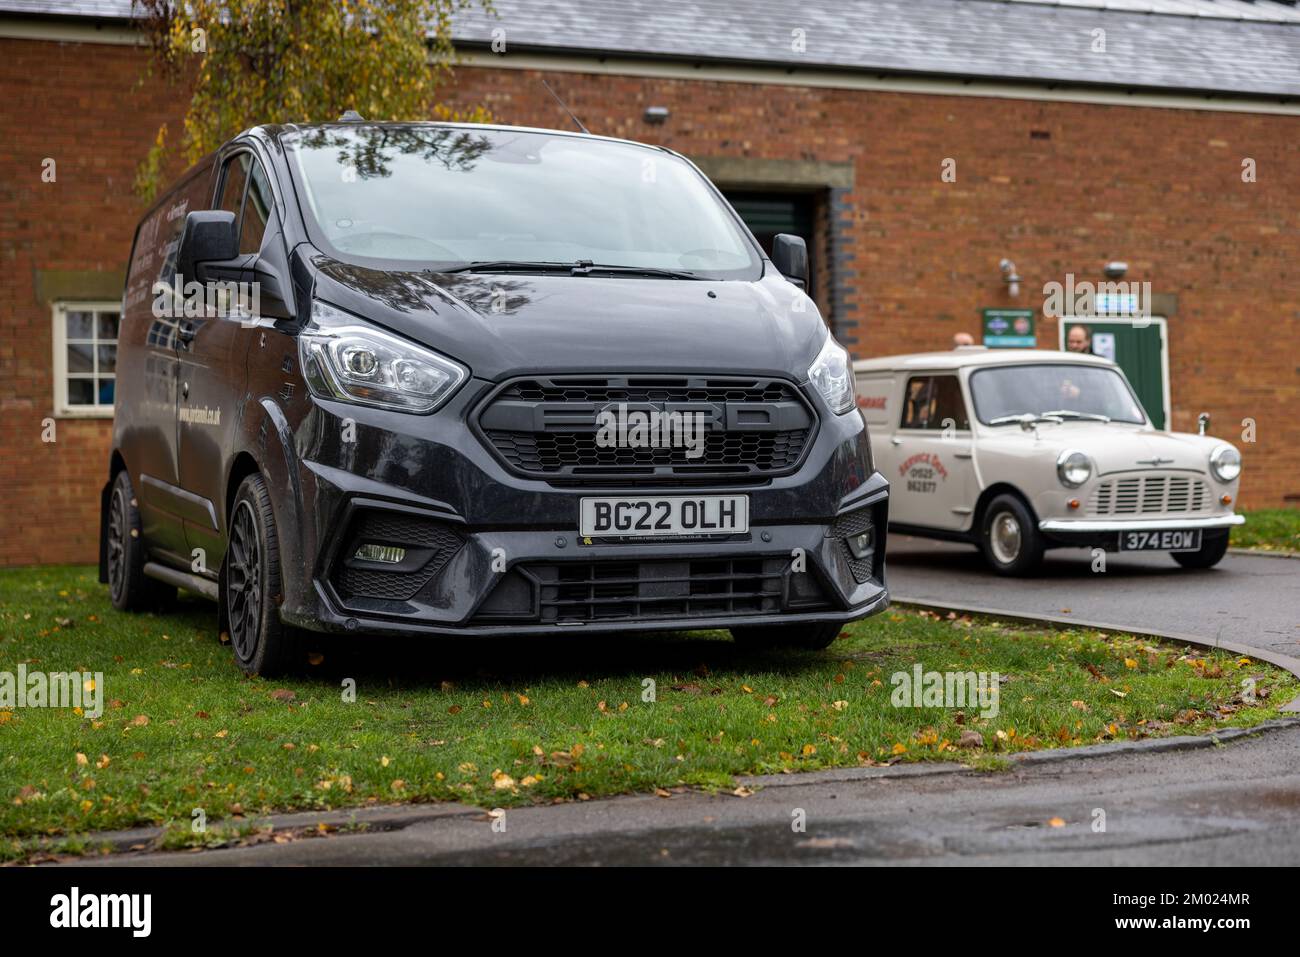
top-left (541, 79), bottom-right (590, 135)
top-left (338, 110), bottom-right (365, 123)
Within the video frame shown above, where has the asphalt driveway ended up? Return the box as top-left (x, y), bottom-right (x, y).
top-left (887, 537), bottom-right (1300, 664)
top-left (81, 721), bottom-right (1300, 866)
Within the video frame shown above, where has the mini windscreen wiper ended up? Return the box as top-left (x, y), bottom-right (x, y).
top-left (989, 412), bottom-right (1066, 427)
top-left (1040, 409), bottom-right (1112, 423)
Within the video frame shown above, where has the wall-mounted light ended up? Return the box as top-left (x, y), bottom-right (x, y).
top-left (1104, 261), bottom-right (1128, 279)
top-left (999, 258), bottom-right (1022, 298)
top-left (643, 106), bottom-right (669, 124)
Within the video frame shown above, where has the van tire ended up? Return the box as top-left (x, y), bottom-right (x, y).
top-left (978, 493), bottom-right (1044, 576)
top-left (730, 622), bottom-right (843, 650)
top-left (105, 470), bottom-right (175, 611)
top-left (1171, 530), bottom-right (1230, 569)
top-left (224, 473), bottom-right (298, 676)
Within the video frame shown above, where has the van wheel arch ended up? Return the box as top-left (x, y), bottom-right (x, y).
top-left (99, 451), bottom-right (131, 584)
top-left (219, 453), bottom-right (263, 638)
top-left (225, 452), bottom-right (263, 530)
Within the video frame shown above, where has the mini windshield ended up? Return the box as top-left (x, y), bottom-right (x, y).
top-left (285, 125), bottom-right (762, 279)
top-left (969, 364), bottom-right (1147, 425)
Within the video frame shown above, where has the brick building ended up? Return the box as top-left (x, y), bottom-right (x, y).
top-left (2, 0), bottom-right (1298, 566)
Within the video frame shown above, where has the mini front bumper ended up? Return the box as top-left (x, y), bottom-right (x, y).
top-left (1038, 512), bottom-right (1242, 547)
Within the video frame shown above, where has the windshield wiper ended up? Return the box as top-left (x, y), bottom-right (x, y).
top-left (435, 260), bottom-right (701, 280)
top-left (573, 263), bottom-right (701, 280)
top-left (989, 413), bottom-right (1065, 428)
top-left (1041, 409), bottom-right (1111, 423)
top-left (437, 260), bottom-right (579, 275)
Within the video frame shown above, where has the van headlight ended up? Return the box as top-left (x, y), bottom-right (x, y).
top-left (808, 333), bottom-right (854, 414)
top-left (1210, 445), bottom-right (1242, 483)
top-left (300, 300), bottom-right (468, 413)
top-left (1056, 449), bottom-right (1091, 488)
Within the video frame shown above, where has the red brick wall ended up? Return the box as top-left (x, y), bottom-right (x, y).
top-left (2, 37), bottom-right (1297, 565)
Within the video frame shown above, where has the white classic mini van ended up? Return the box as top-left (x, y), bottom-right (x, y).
top-left (854, 349), bottom-right (1244, 575)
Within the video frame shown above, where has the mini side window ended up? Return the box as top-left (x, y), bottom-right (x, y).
top-left (900, 375), bottom-right (969, 431)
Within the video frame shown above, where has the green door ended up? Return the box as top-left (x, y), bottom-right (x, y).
top-left (724, 192), bottom-right (816, 298)
top-left (1065, 320), bottom-right (1168, 429)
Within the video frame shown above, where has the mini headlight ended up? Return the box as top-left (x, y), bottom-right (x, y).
top-left (1210, 445), bottom-right (1242, 483)
top-left (1056, 449), bottom-right (1092, 488)
top-left (300, 300), bottom-right (468, 413)
top-left (808, 333), bottom-right (854, 415)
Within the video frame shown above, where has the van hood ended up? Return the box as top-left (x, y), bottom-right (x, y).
top-left (983, 422), bottom-right (1221, 475)
top-left (308, 258), bottom-right (827, 382)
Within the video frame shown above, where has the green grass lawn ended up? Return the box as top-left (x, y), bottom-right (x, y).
top-left (1, 565), bottom-right (1294, 861)
top-left (1233, 508), bottom-right (1300, 553)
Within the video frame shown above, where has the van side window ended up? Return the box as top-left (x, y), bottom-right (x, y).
top-left (217, 153), bottom-right (250, 223)
top-left (240, 160), bottom-right (273, 255)
top-left (136, 165), bottom-right (215, 290)
top-left (900, 375), bottom-right (969, 431)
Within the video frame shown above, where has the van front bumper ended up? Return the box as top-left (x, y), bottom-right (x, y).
top-left (276, 382), bottom-right (890, 636)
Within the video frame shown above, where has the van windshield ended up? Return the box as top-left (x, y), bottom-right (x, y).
top-left (285, 125), bottom-right (762, 279)
top-left (969, 364), bottom-right (1147, 425)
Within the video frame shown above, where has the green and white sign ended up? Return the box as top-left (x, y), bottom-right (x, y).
top-left (982, 308), bottom-right (1036, 348)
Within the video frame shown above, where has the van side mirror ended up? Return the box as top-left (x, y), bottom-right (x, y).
top-left (176, 210), bottom-right (238, 282)
top-left (772, 233), bottom-right (808, 289)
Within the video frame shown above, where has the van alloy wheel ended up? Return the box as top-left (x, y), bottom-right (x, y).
top-left (226, 501), bottom-right (262, 662)
top-left (107, 485), bottom-right (127, 603)
top-left (990, 511), bottom-right (1022, 564)
top-left (104, 470), bottom-right (174, 611)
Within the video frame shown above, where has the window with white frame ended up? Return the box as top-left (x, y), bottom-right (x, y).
top-left (53, 302), bottom-right (120, 417)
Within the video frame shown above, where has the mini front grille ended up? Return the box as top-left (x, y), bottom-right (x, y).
top-left (477, 375), bottom-right (816, 482)
top-left (1089, 474), bottom-right (1210, 516)
top-left (331, 511), bottom-right (463, 603)
top-left (479, 557), bottom-right (830, 624)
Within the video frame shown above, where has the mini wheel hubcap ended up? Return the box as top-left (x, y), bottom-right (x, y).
top-left (990, 511), bottom-right (1022, 565)
top-left (227, 502), bottom-right (261, 662)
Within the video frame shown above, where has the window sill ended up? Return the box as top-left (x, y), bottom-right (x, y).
top-left (54, 407), bottom-right (114, 420)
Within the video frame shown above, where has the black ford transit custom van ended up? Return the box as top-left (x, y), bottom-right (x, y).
top-left (100, 121), bottom-right (889, 675)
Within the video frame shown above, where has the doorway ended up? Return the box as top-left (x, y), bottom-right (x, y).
top-left (724, 191), bottom-right (818, 301)
top-left (1059, 317), bottom-right (1170, 430)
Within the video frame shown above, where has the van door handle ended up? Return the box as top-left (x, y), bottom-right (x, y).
top-left (890, 437), bottom-right (902, 446)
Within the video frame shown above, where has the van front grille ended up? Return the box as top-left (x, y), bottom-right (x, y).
top-left (1089, 474), bottom-right (1210, 516)
top-left (476, 375), bottom-right (816, 482)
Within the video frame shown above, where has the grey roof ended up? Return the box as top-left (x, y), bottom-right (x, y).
top-left (5, 0), bottom-right (1300, 98)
